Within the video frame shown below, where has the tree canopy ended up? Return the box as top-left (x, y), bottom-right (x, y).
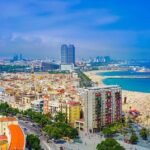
top-left (0, 102), bottom-right (19, 116)
top-left (54, 112), bottom-right (67, 123)
top-left (96, 138), bottom-right (125, 150)
top-left (0, 103), bottom-right (78, 140)
top-left (44, 122), bottom-right (78, 139)
top-left (26, 134), bottom-right (41, 150)
top-left (140, 128), bottom-right (148, 140)
top-left (130, 133), bottom-right (138, 144)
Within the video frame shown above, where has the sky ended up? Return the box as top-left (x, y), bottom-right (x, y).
top-left (0, 0), bottom-right (150, 59)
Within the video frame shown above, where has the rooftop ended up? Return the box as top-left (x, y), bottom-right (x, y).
top-left (66, 101), bottom-right (80, 105)
top-left (0, 117), bottom-right (17, 122)
top-left (31, 99), bottom-right (44, 104)
top-left (8, 124), bottom-right (25, 150)
top-left (86, 85), bottom-right (121, 90)
top-left (0, 135), bottom-right (7, 141)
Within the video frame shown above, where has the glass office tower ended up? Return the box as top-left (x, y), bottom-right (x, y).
top-left (61, 44), bottom-right (75, 64)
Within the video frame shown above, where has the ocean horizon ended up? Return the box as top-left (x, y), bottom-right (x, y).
top-left (97, 71), bottom-right (150, 93)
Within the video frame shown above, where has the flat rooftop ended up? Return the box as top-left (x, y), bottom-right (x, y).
top-left (86, 85), bottom-right (121, 90)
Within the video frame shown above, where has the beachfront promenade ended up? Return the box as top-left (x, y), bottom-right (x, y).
top-left (59, 131), bottom-right (149, 150)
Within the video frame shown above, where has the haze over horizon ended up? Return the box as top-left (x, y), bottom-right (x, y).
top-left (0, 0), bottom-right (150, 59)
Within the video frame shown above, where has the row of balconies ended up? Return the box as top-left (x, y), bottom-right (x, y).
top-left (115, 98), bottom-right (121, 102)
top-left (115, 102), bottom-right (121, 106)
top-left (105, 103), bottom-right (111, 107)
top-left (106, 99), bottom-right (112, 102)
top-left (115, 107), bottom-right (121, 111)
top-left (95, 93), bottom-right (101, 97)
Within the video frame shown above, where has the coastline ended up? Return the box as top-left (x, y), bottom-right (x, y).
top-left (84, 70), bottom-right (150, 127)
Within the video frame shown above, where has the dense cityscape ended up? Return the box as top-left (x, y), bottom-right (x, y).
top-left (0, 1), bottom-right (150, 150)
top-left (0, 44), bottom-right (150, 150)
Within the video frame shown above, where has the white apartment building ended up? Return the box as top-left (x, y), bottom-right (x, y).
top-left (84, 86), bottom-right (122, 133)
top-left (48, 101), bottom-right (60, 117)
top-left (31, 99), bottom-right (44, 113)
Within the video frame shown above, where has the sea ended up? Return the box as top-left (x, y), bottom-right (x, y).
top-left (0, 87), bottom-right (4, 93)
top-left (97, 71), bottom-right (150, 93)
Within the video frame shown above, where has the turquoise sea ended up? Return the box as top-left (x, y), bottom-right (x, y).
top-left (99, 71), bottom-right (150, 76)
top-left (97, 71), bottom-right (150, 93)
top-left (0, 87), bottom-right (4, 93)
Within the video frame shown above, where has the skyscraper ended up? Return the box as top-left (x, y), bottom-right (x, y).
top-left (61, 44), bottom-right (75, 64)
top-left (68, 44), bottom-right (75, 64)
top-left (61, 44), bottom-right (68, 64)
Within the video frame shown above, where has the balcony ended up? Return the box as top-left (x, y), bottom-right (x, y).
top-left (106, 99), bottom-right (112, 102)
top-left (95, 93), bottom-right (101, 97)
top-left (115, 99), bottom-right (121, 103)
top-left (106, 111), bottom-right (111, 114)
top-left (95, 98), bottom-right (101, 102)
top-left (96, 118), bottom-right (101, 121)
top-left (95, 111), bottom-right (101, 115)
top-left (105, 120), bottom-right (112, 124)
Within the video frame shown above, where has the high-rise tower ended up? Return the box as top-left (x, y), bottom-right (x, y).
top-left (61, 44), bottom-right (75, 64)
top-left (61, 44), bottom-right (68, 64)
top-left (83, 86), bottom-right (122, 133)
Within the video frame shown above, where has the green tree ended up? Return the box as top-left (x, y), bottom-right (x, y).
top-left (26, 134), bottom-right (41, 150)
top-left (96, 138), bottom-right (125, 150)
top-left (0, 102), bottom-right (10, 114)
top-left (39, 116), bottom-right (51, 127)
top-left (44, 121), bottom-right (78, 140)
top-left (0, 102), bottom-right (19, 116)
top-left (102, 128), bottom-right (115, 137)
top-left (54, 112), bottom-right (66, 123)
top-left (51, 127), bottom-right (62, 139)
top-left (140, 128), bottom-right (148, 140)
top-left (130, 133), bottom-right (138, 144)
top-left (23, 109), bottom-right (51, 126)
top-left (63, 125), bottom-right (78, 139)
top-left (44, 125), bottom-right (62, 139)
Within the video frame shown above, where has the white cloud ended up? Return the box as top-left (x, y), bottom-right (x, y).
top-left (0, 0), bottom-right (150, 59)
top-left (0, 28), bottom-right (141, 59)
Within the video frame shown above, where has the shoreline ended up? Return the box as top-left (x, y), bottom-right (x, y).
top-left (84, 70), bottom-right (150, 127)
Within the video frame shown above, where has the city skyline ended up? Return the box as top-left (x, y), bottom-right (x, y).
top-left (0, 0), bottom-right (150, 59)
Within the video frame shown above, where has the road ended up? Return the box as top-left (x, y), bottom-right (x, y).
top-left (19, 120), bottom-right (58, 150)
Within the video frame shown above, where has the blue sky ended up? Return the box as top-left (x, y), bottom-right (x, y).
top-left (0, 0), bottom-right (150, 59)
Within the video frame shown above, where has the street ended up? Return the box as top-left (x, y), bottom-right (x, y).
top-left (19, 120), bottom-right (58, 150)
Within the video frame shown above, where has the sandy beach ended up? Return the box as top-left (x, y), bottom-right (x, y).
top-left (85, 70), bottom-right (150, 127)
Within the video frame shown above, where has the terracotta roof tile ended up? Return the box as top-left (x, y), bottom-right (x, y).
top-left (8, 124), bottom-right (25, 150)
top-left (0, 117), bottom-right (17, 122)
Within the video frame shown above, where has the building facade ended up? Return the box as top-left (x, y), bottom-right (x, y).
top-left (61, 101), bottom-right (81, 126)
top-left (41, 62), bottom-right (60, 71)
top-left (84, 86), bottom-right (122, 133)
top-left (61, 44), bottom-right (68, 64)
top-left (61, 44), bottom-right (75, 65)
top-left (31, 99), bottom-right (44, 113)
top-left (68, 45), bottom-right (75, 64)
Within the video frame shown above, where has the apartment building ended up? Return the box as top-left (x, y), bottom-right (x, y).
top-left (31, 99), bottom-right (44, 113)
top-left (61, 101), bottom-right (81, 126)
top-left (83, 86), bottom-right (122, 133)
